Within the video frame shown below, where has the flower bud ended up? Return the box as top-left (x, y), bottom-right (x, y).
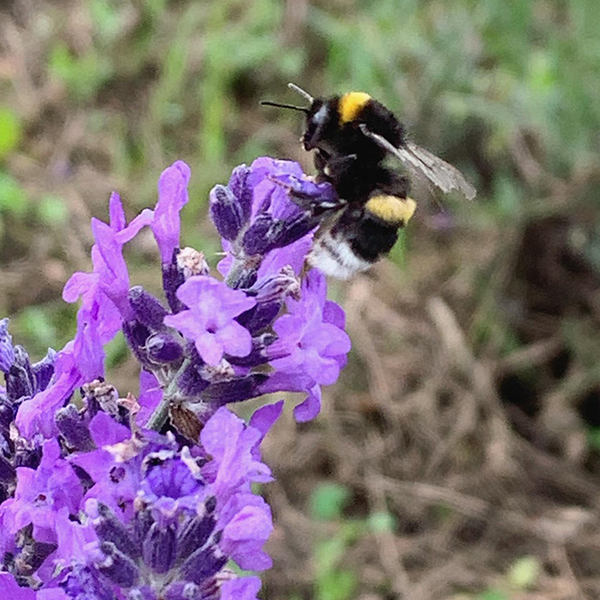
top-left (129, 286), bottom-right (168, 330)
top-left (55, 404), bottom-right (95, 452)
top-left (0, 397), bottom-right (13, 432)
top-left (201, 373), bottom-right (269, 405)
top-left (146, 333), bottom-right (184, 365)
top-left (143, 522), bottom-right (176, 574)
top-left (210, 185), bottom-right (246, 242)
top-left (123, 320), bottom-right (154, 368)
top-left (164, 581), bottom-right (201, 600)
top-left (31, 348), bottom-right (57, 392)
top-left (269, 210), bottom-right (318, 249)
top-left (93, 502), bottom-right (140, 559)
top-left (98, 541), bottom-right (140, 588)
top-left (0, 318), bottom-right (15, 372)
top-left (5, 345), bottom-right (35, 402)
top-left (228, 164), bottom-right (253, 224)
top-left (0, 454), bottom-right (15, 483)
top-left (177, 360), bottom-right (210, 397)
top-left (176, 513), bottom-right (217, 563)
top-left (180, 545), bottom-right (227, 584)
top-left (132, 505), bottom-right (155, 550)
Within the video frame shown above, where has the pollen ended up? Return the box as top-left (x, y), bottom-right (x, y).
top-left (338, 92), bottom-right (371, 124)
top-left (365, 195), bottom-right (417, 226)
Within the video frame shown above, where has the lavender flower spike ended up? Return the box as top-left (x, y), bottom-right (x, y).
top-left (0, 156), bottom-right (355, 600)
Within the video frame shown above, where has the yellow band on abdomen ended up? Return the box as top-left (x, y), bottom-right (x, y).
top-left (365, 195), bottom-right (417, 226)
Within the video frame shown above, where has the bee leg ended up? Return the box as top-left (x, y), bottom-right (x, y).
top-left (268, 174), bottom-right (345, 214)
top-left (317, 152), bottom-right (358, 181)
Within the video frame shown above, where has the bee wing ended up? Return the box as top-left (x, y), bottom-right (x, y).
top-left (359, 125), bottom-right (477, 200)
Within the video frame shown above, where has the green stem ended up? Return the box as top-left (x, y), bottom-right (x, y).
top-left (146, 397), bottom-right (171, 431)
top-left (146, 359), bottom-right (191, 431)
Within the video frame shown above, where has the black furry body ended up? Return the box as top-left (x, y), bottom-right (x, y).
top-left (262, 86), bottom-right (423, 278)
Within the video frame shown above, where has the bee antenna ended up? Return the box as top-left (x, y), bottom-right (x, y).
top-left (287, 83), bottom-right (314, 103)
top-left (260, 101), bottom-right (309, 113)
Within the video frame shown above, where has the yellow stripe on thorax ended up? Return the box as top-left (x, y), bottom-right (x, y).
top-left (365, 195), bottom-right (417, 226)
top-left (338, 92), bottom-right (371, 124)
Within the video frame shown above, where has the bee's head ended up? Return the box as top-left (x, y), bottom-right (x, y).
top-left (261, 84), bottom-right (336, 152)
top-left (302, 99), bottom-right (335, 151)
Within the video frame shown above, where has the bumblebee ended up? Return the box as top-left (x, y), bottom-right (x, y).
top-left (262, 83), bottom-right (475, 278)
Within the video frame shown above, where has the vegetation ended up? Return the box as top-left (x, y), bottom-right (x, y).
top-left (1, 0), bottom-right (600, 598)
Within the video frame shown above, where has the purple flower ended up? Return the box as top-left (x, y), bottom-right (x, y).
top-left (216, 157), bottom-right (335, 286)
top-left (218, 493), bottom-right (273, 571)
top-left (46, 406), bottom-right (279, 598)
top-left (139, 447), bottom-right (204, 514)
top-left (200, 405), bottom-right (280, 501)
top-left (246, 157), bottom-right (306, 221)
top-left (64, 192), bottom-right (153, 324)
top-left (70, 412), bottom-right (139, 518)
top-left (150, 161), bottom-right (191, 263)
top-left (266, 270), bottom-right (351, 420)
top-left (15, 344), bottom-right (82, 439)
top-left (0, 439), bottom-right (82, 550)
top-left (18, 193), bottom-right (157, 441)
top-left (164, 276), bottom-right (256, 366)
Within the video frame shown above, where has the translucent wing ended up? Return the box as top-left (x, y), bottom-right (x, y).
top-left (359, 125), bottom-right (477, 200)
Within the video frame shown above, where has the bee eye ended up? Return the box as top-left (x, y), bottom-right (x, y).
top-left (312, 105), bottom-right (328, 125)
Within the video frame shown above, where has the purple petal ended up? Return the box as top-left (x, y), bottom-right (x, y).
top-left (323, 299), bottom-right (346, 329)
top-left (294, 385), bottom-right (322, 422)
top-left (249, 401), bottom-right (284, 441)
top-left (152, 161), bottom-right (191, 263)
top-left (62, 271), bottom-right (99, 303)
top-left (117, 208), bottom-right (155, 244)
top-left (36, 590), bottom-right (70, 600)
top-left (15, 360), bottom-right (81, 439)
top-left (89, 411), bottom-right (130, 447)
top-left (108, 192), bottom-right (126, 232)
top-left (163, 310), bottom-right (202, 342)
top-left (220, 576), bottom-right (262, 600)
top-left (0, 573), bottom-right (36, 599)
top-left (194, 331), bottom-right (224, 366)
top-left (217, 322), bottom-right (252, 358)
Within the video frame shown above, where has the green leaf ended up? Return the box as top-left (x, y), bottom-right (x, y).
top-left (587, 427), bottom-right (600, 452)
top-left (0, 172), bottom-right (28, 215)
top-left (310, 483), bottom-right (351, 521)
top-left (38, 195), bottom-right (69, 225)
top-left (367, 510), bottom-right (396, 533)
top-left (507, 555), bottom-right (540, 590)
top-left (317, 569), bottom-right (357, 600)
top-left (20, 307), bottom-right (56, 349)
top-left (0, 107), bottom-right (22, 159)
top-left (105, 332), bottom-right (128, 369)
top-left (478, 590), bottom-right (509, 600)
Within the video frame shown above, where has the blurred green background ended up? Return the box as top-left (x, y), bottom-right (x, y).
top-left (1, 1), bottom-right (600, 599)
